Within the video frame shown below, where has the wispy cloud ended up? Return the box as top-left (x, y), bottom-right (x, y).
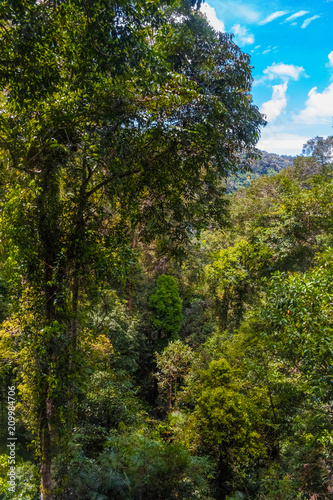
top-left (258, 11), bottom-right (289, 26)
top-left (254, 62), bottom-right (305, 86)
top-left (326, 52), bottom-right (333, 81)
top-left (200, 3), bottom-right (225, 33)
top-left (301, 15), bottom-right (320, 29)
top-left (326, 51), bottom-right (333, 69)
top-left (231, 24), bottom-right (255, 45)
top-left (264, 62), bottom-right (305, 81)
top-left (217, 3), bottom-right (260, 23)
top-left (231, 4), bottom-right (260, 23)
top-left (260, 82), bottom-right (288, 122)
top-left (284, 11), bottom-right (309, 22)
top-left (295, 83), bottom-right (333, 123)
top-left (258, 131), bottom-right (309, 155)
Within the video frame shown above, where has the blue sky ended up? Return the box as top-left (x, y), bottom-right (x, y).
top-left (200, 0), bottom-right (333, 155)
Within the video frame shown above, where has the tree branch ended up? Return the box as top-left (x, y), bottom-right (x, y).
top-left (85, 168), bottom-right (142, 198)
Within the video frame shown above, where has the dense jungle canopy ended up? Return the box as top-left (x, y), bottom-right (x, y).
top-left (1, 1), bottom-right (333, 500)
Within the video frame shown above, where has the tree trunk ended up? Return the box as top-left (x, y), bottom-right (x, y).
top-left (36, 172), bottom-right (61, 500)
top-left (41, 449), bottom-right (53, 500)
top-left (40, 395), bottom-right (54, 500)
top-left (217, 292), bottom-right (230, 330)
top-left (126, 234), bottom-right (137, 313)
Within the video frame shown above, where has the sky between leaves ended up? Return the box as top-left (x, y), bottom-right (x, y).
top-left (200, 0), bottom-right (333, 155)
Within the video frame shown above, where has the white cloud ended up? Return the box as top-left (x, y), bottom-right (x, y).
top-left (231, 24), bottom-right (255, 45)
top-left (260, 82), bottom-right (288, 122)
top-left (254, 62), bottom-right (304, 86)
top-left (254, 45), bottom-right (261, 49)
top-left (284, 11), bottom-right (309, 22)
top-left (258, 131), bottom-right (309, 155)
top-left (295, 83), bottom-right (333, 123)
top-left (200, 3), bottom-right (225, 32)
top-left (232, 4), bottom-right (260, 22)
top-left (301, 15), bottom-right (320, 28)
top-left (326, 51), bottom-right (333, 69)
top-left (262, 48), bottom-right (271, 54)
top-left (217, 3), bottom-right (260, 23)
top-left (258, 11), bottom-right (289, 25)
top-left (263, 62), bottom-right (305, 81)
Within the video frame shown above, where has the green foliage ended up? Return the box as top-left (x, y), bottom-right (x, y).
top-left (198, 250), bottom-right (333, 498)
top-left (64, 432), bottom-right (214, 500)
top-left (172, 157), bottom-right (333, 497)
top-left (204, 239), bottom-right (271, 329)
top-left (0, 454), bottom-right (40, 500)
top-left (227, 151), bottom-right (294, 193)
top-left (149, 275), bottom-right (183, 342)
top-left (302, 135), bottom-right (333, 167)
top-left (0, 1), bottom-right (264, 494)
top-left (155, 340), bottom-right (194, 410)
top-left (3, 2), bottom-right (322, 500)
top-left (75, 370), bottom-right (145, 457)
top-left (187, 359), bottom-right (265, 496)
top-left (229, 161), bottom-right (333, 275)
top-left (257, 252), bottom-right (333, 402)
top-left (87, 289), bottom-right (141, 373)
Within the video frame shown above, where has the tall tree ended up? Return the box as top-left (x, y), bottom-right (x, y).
top-left (0, 0), bottom-right (264, 497)
top-left (302, 136), bottom-right (333, 167)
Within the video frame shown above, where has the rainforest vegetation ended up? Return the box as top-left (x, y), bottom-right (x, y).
top-left (1, 1), bottom-right (333, 499)
top-left (227, 151), bottom-right (294, 193)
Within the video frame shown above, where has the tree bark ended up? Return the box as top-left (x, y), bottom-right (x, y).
top-left (40, 395), bottom-right (54, 500)
top-left (125, 233), bottom-right (138, 313)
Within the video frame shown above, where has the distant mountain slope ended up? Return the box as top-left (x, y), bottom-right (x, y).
top-left (227, 150), bottom-right (294, 193)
